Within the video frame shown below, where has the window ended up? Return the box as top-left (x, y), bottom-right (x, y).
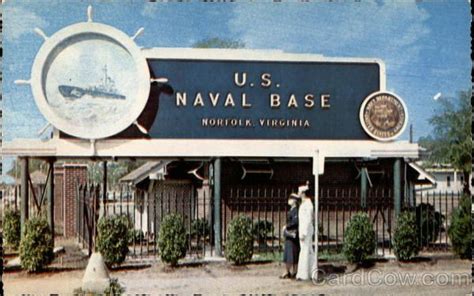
top-left (447, 176), bottom-right (451, 187)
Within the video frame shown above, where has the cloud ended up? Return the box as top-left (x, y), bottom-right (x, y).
top-left (229, 1), bottom-right (430, 70)
top-left (4, 5), bottom-right (48, 42)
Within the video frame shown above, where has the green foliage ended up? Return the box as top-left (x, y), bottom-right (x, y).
top-left (252, 220), bottom-right (274, 244)
top-left (190, 218), bottom-right (210, 238)
top-left (19, 216), bottom-right (54, 272)
top-left (7, 158), bottom-right (45, 179)
top-left (73, 278), bottom-right (124, 296)
top-left (415, 203), bottom-right (444, 246)
top-left (3, 209), bottom-right (21, 250)
top-left (192, 37), bottom-right (245, 49)
top-left (342, 212), bottom-right (376, 264)
top-left (225, 215), bottom-right (254, 265)
top-left (393, 211), bottom-right (420, 261)
top-left (127, 229), bottom-right (145, 244)
top-left (104, 278), bottom-right (125, 295)
top-left (157, 214), bottom-right (188, 266)
top-left (96, 215), bottom-right (130, 267)
top-left (88, 160), bottom-right (146, 188)
top-left (418, 90), bottom-right (471, 193)
top-left (448, 195), bottom-right (472, 259)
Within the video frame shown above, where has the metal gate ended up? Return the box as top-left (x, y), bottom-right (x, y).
top-left (76, 181), bottom-right (213, 258)
top-left (76, 184), bottom-right (100, 256)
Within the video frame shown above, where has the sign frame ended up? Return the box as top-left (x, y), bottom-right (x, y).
top-left (30, 22), bottom-right (151, 140)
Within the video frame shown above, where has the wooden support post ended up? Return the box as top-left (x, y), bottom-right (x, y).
top-left (312, 152), bottom-right (320, 282)
top-left (20, 157), bottom-right (29, 236)
top-left (361, 167), bottom-right (367, 209)
top-left (312, 150), bottom-right (324, 282)
top-left (47, 158), bottom-right (55, 241)
top-left (213, 157), bottom-right (222, 257)
top-left (103, 161), bottom-right (107, 216)
top-left (393, 158), bottom-right (401, 216)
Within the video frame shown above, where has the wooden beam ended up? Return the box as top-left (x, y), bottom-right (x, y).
top-left (47, 158), bottom-right (55, 241)
top-left (213, 158), bottom-right (222, 257)
top-left (20, 157), bottom-right (29, 236)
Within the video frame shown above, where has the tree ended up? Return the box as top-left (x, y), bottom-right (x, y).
top-left (88, 160), bottom-right (146, 188)
top-left (418, 90), bottom-right (471, 194)
top-left (7, 158), bottom-right (47, 180)
top-left (192, 37), bottom-right (245, 49)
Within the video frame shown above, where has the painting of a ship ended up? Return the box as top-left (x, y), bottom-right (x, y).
top-left (58, 65), bottom-right (126, 100)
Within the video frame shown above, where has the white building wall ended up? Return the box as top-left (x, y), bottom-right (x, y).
top-left (418, 170), bottom-right (473, 194)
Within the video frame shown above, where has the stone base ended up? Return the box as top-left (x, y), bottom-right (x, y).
top-left (82, 252), bottom-right (110, 293)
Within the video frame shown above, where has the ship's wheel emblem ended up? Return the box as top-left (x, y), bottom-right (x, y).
top-left (15, 6), bottom-right (168, 143)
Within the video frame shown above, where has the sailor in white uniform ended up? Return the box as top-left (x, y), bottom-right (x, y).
top-left (296, 183), bottom-right (315, 281)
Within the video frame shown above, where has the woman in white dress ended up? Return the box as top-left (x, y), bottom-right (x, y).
top-left (296, 184), bottom-right (315, 281)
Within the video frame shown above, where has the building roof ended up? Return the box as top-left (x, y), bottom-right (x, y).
top-left (119, 161), bottom-right (170, 185)
top-left (408, 162), bottom-right (436, 185)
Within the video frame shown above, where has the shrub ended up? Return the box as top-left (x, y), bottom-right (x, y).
top-left (225, 215), bottom-right (254, 265)
top-left (96, 215), bottom-right (130, 267)
top-left (415, 203), bottom-right (444, 246)
top-left (128, 229), bottom-right (145, 244)
top-left (157, 214), bottom-right (187, 266)
top-left (104, 278), bottom-right (125, 295)
top-left (343, 212), bottom-right (376, 264)
top-left (393, 211), bottom-right (420, 261)
top-left (19, 216), bottom-right (54, 272)
top-left (73, 278), bottom-right (124, 296)
top-left (190, 218), bottom-right (210, 238)
top-left (3, 209), bottom-right (21, 250)
top-left (448, 195), bottom-right (471, 259)
top-left (252, 220), bottom-right (274, 246)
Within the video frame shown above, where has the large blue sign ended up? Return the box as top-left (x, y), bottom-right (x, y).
top-left (146, 59), bottom-right (381, 140)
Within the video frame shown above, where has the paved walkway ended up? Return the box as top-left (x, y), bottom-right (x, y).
top-left (3, 258), bottom-right (471, 295)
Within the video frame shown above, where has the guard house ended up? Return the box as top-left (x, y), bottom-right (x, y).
top-left (2, 14), bottom-right (423, 265)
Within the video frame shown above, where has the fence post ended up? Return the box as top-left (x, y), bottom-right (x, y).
top-left (102, 161), bottom-right (107, 216)
top-left (312, 151), bottom-right (322, 282)
top-left (393, 158), bottom-right (401, 217)
top-left (47, 158), bottom-right (55, 242)
top-left (213, 158), bottom-right (222, 257)
top-left (360, 167), bottom-right (367, 209)
top-left (20, 157), bottom-right (29, 237)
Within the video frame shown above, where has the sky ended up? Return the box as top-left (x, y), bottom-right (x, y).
top-left (1, 0), bottom-right (472, 178)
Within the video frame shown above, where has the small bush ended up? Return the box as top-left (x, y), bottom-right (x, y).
top-left (393, 211), bottom-right (420, 261)
top-left (73, 278), bottom-right (124, 296)
top-left (415, 203), bottom-right (444, 246)
top-left (448, 195), bottom-right (471, 259)
top-left (3, 209), bottom-right (21, 250)
top-left (128, 229), bottom-right (145, 244)
top-left (252, 220), bottom-right (274, 246)
top-left (225, 216), bottom-right (254, 265)
top-left (190, 218), bottom-right (210, 238)
top-left (343, 212), bottom-right (376, 264)
top-left (157, 214), bottom-right (187, 266)
top-left (96, 215), bottom-right (130, 267)
top-left (104, 278), bottom-right (125, 295)
top-left (19, 216), bottom-right (54, 272)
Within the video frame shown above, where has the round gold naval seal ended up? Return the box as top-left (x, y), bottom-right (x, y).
top-left (359, 91), bottom-right (408, 141)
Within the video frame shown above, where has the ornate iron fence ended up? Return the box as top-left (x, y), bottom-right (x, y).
top-left (75, 182), bottom-right (462, 259)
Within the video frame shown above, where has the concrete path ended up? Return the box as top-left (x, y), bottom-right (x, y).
top-left (3, 258), bottom-right (472, 295)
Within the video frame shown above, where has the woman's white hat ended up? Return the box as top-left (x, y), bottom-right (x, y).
top-left (297, 182), bottom-right (310, 197)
